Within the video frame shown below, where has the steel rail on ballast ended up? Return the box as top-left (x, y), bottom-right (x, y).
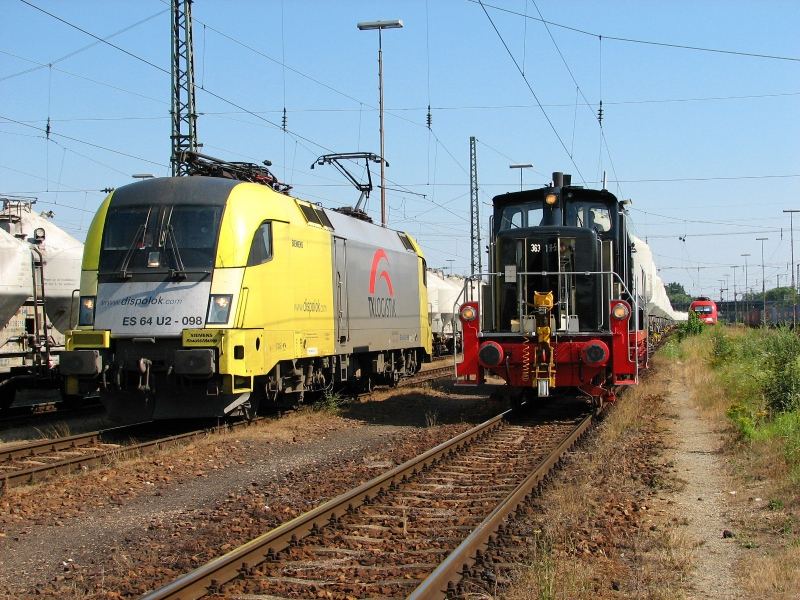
top-left (398, 365), bottom-right (452, 386)
top-left (409, 412), bottom-right (593, 599)
top-left (0, 366), bottom-right (453, 496)
top-left (141, 411), bottom-right (510, 600)
top-left (0, 429), bottom-right (105, 462)
top-left (0, 419), bottom-right (263, 494)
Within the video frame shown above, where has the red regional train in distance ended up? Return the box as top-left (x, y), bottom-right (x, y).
top-left (689, 297), bottom-right (718, 324)
top-left (456, 172), bottom-right (655, 410)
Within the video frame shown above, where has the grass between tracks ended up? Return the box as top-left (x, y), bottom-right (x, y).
top-left (505, 354), bottom-right (691, 599)
top-left (668, 325), bottom-right (800, 596)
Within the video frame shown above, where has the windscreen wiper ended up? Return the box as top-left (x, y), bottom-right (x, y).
top-left (117, 223), bottom-right (146, 280)
top-left (164, 224), bottom-right (188, 279)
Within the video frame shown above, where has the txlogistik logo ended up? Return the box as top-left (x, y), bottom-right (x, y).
top-left (367, 249), bottom-right (397, 318)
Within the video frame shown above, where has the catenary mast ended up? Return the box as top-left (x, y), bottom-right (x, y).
top-left (469, 136), bottom-right (481, 280)
top-left (170, 0), bottom-right (198, 176)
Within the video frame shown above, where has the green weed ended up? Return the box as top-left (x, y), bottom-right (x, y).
top-left (677, 310), bottom-right (704, 340)
top-left (314, 390), bottom-right (346, 413)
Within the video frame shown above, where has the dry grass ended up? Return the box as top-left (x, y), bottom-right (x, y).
top-left (741, 544), bottom-right (800, 599)
top-left (504, 367), bottom-right (692, 599)
top-left (505, 538), bottom-right (596, 600)
top-left (676, 334), bottom-right (733, 418)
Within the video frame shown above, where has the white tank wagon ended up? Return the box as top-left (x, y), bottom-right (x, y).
top-left (439, 275), bottom-right (462, 333)
top-left (438, 273), bottom-right (468, 354)
top-left (426, 269), bottom-right (446, 354)
top-left (0, 228), bottom-right (33, 326)
top-left (426, 270), bottom-right (485, 355)
top-left (1, 200), bottom-right (83, 332)
top-left (632, 235), bottom-right (687, 323)
top-left (0, 198), bottom-right (83, 409)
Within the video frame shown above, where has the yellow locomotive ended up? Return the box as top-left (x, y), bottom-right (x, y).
top-left (60, 166), bottom-right (431, 420)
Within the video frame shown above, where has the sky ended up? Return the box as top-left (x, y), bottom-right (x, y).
top-left (1, 0), bottom-right (799, 301)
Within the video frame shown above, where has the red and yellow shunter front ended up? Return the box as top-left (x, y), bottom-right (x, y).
top-left (457, 298), bottom-right (646, 403)
top-left (455, 172), bottom-right (649, 405)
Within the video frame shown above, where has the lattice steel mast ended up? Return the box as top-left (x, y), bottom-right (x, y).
top-left (170, 0), bottom-right (198, 176)
top-left (469, 136), bottom-right (481, 277)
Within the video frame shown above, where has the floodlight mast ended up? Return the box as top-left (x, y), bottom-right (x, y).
top-left (509, 163), bottom-right (533, 191)
top-left (357, 19), bottom-right (403, 227)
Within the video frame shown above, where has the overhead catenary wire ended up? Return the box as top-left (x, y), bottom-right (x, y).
top-left (470, 0), bottom-right (800, 63)
top-left (0, 7), bottom-right (168, 83)
top-left (0, 49), bottom-right (168, 104)
top-left (17, 0), bottom-right (339, 157)
top-left (11, 0), bottom-right (797, 282)
top-left (14, 0), bottom-right (420, 205)
top-left (476, 0), bottom-right (588, 185)
top-left (524, 0), bottom-right (625, 195)
top-left (0, 114), bottom-right (167, 167)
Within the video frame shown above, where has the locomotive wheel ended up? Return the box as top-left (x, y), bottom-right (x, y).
top-left (0, 381), bottom-right (16, 411)
top-left (362, 376), bottom-right (375, 394)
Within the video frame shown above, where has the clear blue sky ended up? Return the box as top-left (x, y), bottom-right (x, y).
top-left (2, 0), bottom-right (799, 301)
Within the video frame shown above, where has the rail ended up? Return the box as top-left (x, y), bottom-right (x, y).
top-left (409, 412), bottom-right (593, 598)
top-left (0, 420), bottom-right (258, 495)
top-left (142, 405), bottom-right (594, 599)
top-left (141, 412), bottom-right (509, 600)
top-left (0, 366), bottom-right (453, 495)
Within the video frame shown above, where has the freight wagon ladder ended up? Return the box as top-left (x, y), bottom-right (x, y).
top-left (28, 249), bottom-right (51, 366)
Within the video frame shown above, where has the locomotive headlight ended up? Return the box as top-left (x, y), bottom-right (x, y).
top-left (460, 304), bottom-right (477, 322)
top-left (545, 193), bottom-right (558, 206)
top-left (206, 294), bottom-right (233, 324)
top-left (611, 302), bottom-right (630, 320)
top-left (78, 296), bottom-right (96, 326)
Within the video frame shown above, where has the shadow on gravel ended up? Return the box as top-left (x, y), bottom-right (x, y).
top-left (339, 380), bottom-right (504, 427)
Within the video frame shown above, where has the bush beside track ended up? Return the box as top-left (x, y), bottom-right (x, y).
top-left (665, 325), bottom-right (800, 484)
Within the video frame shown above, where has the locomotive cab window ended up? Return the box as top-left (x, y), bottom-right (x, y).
top-left (498, 203), bottom-right (548, 231)
top-left (167, 205), bottom-right (223, 269)
top-left (247, 222), bottom-right (273, 266)
top-left (567, 202), bottom-right (611, 233)
top-left (99, 204), bottom-right (223, 273)
top-left (103, 206), bottom-right (154, 250)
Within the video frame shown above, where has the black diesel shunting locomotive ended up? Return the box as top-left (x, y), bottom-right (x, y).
top-left (458, 172), bottom-right (648, 408)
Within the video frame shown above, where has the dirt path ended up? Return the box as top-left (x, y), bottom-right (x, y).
top-left (663, 364), bottom-right (743, 599)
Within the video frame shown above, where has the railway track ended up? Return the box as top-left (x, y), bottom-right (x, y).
top-left (399, 364), bottom-right (453, 387)
top-left (142, 401), bottom-right (592, 599)
top-left (0, 419), bottom-right (266, 495)
top-left (0, 365), bottom-right (454, 495)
